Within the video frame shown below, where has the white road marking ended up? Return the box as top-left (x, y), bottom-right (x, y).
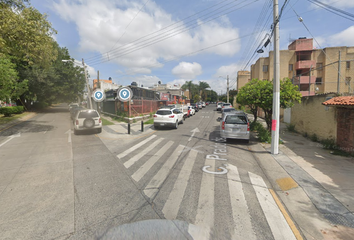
top-left (194, 159), bottom-right (215, 238)
top-left (0, 133), bottom-right (21, 148)
top-left (249, 172), bottom-right (296, 240)
top-left (65, 129), bottom-right (72, 143)
top-left (162, 149), bottom-right (198, 219)
top-left (124, 138), bottom-right (164, 168)
top-left (117, 135), bottom-right (156, 159)
top-left (132, 141), bottom-right (174, 182)
top-left (143, 145), bottom-right (185, 199)
top-left (178, 145), bottom-right (204, 153)
top-left (188, 128), bottom-right (200, 142)
top-left (227, 165), bottom-right (256, 240)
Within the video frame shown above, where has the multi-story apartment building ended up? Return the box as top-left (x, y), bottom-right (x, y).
top-left (236, 70), bottom-right (251, 91)
top-left (250, 38), bottom-right (354, 96)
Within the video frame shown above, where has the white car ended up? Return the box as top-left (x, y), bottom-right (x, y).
top-left (188, 106), bottom-right (195, 115)
top-left (73, 109), bottom-right (102, 134)
top-left (153, 108), bottom-right (184, 129)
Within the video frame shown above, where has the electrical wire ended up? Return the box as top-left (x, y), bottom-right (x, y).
top-left (86, 0), bottom-right (259, 66)
top-left (307, 0), bottom-right (354, 22)
top-left (85, 0), bottom-right (240, 62)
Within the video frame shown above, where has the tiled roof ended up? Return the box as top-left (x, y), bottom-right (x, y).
top-left (322, 96), bottom-right (354, 106)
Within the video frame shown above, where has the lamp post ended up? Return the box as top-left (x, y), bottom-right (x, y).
top-left (62, 59), bottom-right (92, 109)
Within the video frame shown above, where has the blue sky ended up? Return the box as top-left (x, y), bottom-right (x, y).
top-left (30, 0), bottom-right (354, 94)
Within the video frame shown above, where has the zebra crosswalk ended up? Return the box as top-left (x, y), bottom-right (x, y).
top-left (116, 134), bottom-right (297, 240)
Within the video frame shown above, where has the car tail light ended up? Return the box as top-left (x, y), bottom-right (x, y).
top-left (99, 118), bottom-right (102, 123)
top-left (75, 120), bottom-right (79, 125)
top-left (169, 115), bottom-right (175, 118)
top-left (222, 121), bottom-right (225, 130)
top-left (247, 122), bottom-right (250, 131)
top-left (153, 114), bottom-right (157, 117)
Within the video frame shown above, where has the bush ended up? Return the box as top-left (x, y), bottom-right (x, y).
top-left (250, 121), bottom-right (263, 131)
top-left (250, 121), bottom-right (271, 143)
top-left (286, 124), bottom-right (297, 133)
top-left (310, 133), bottom-right (318, 142)
top-left (0, 106), bottom-right (24, 117)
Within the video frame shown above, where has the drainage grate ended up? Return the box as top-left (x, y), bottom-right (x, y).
top-left (323, 213), bottom-right (354, 228)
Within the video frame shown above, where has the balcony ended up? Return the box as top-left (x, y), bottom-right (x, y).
top-left (293, 76), bottom-right (316, 84)
top-left (295, 60), bottom-right (316, 70)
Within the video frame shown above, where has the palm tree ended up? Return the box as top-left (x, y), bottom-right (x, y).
top-left (198, 81), bottom-right (210, 101)
top-left (181, 80), bottom-right (194, 99)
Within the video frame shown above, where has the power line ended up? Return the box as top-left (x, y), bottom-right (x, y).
top-left (85, 0), bottom-right (239, 62)
top-left (307, 0), bottom-right (354, 22)
top-left (86, 0), bottom-right (259, 66)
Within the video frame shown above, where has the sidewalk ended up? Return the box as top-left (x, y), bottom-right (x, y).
top-left (248, 114), bottom-right (354, 240)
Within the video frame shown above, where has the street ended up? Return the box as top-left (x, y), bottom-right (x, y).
top-left (0, 104), bottom-right (353, 240)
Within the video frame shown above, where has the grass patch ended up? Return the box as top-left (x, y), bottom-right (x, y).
top-left (101, 117), bottom-right (114, 126)
top-left (0, 112), bottom-right (30, 125)
top-left (144, 118), bottom-right (154, 124)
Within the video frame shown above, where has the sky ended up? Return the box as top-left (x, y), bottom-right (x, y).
top-left (30, 0), bottom-right (354, 95)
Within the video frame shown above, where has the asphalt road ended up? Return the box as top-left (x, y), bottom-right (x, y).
top-left (0, 104), bottom-right (299, 240)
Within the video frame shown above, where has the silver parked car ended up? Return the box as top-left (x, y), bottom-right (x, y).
top-left (220, 112), bottom-right (250, 143)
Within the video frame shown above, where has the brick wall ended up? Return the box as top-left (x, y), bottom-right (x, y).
top-left (336, 107), bottom-right (354, 154)
top-left (290, 93), bottom-right (337, 141)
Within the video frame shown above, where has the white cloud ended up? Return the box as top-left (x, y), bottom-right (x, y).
top-left (51, 0), bottom-right (241, 74)
top-left (325, 26), bottom-right (354, 47)
top-left (172, 62), bottom-right (202, 79)
top-left (213, 63), bottom-right (243, 79)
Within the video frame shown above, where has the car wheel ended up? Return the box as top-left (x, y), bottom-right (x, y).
top-left (154, 125), bottom-right (159, 129)
top-left (174, 121), bottom-right (178, 129)
top-left (74, 129), bottom-right (79, 135)
top-left (245, 139), bottom-right (250, 144)
top-left (84, 118), bottom-right (95, 128)
top-left (97, 128), bottom-right (102, 133)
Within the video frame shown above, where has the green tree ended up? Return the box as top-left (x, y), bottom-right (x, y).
top-left (0, 53), bottom-right (28, 102)
top-left (181, 80), bottom-right (195, 99)
top-left (237, 78), bottom-right (301, 131)
top-left (198, 81), bottom-right (210, 101)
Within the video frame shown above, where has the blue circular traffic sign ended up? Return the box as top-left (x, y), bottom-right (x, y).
top-left (93, 89), bottom-right (105, 102)
top-left (117, 87), bottom-right (133, 102)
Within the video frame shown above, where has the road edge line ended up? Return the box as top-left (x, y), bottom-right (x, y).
top-left (268, 188), bottom-right (303, 240)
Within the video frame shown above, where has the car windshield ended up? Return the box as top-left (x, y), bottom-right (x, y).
top-left (225, 115), bottom-right (247, 124)
top-left (156, 110), bottom-right (172, 115)
top-left (78, 111), bottom-right (99, 118)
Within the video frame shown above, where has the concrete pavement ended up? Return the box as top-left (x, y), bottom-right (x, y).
top-left (248, 114), bottom-right (354, 240)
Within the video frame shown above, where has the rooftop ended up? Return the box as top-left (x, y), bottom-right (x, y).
top-left (322, 96), bottom-right (354, 106)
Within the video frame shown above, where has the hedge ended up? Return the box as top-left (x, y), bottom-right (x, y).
top-left (0, 106), bottom-right (25, 117)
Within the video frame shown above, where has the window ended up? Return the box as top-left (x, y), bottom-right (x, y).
top-left (316, 63), bottom-right (323, 71)
top-left (263, 65), bottom-right (268, 72)
top-left (289, 64), bottom-right (293, 71)
top-left (316, 77), bottom-right (322, 84)
top-left (346, 61), bottom-right (351, 69)
top-left (225, 115), bottom-right (247, 124)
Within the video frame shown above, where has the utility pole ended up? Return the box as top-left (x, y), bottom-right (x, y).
top-left (309, 65), bottom-right (312, 96)
top-left (271, 0), bottom-right (280, 155)
top-left (97, 70), bottom-right (100, 112)
top-left (227, 75), bottom-right (229, 103)
top-left (82, 58), bottom-right (92, 109)
top-left (337, 51), bottom-right (341, 94)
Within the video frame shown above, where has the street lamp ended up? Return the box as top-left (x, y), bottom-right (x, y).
top-left (62, 59), bottom-right (92, 109)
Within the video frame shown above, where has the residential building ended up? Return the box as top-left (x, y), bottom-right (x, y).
top-left (93, 78), bottom-right (120, 91)
top-left (250, 38), bottom-right (354, 96)
top-left (236, 70), bottom-right (251, 91)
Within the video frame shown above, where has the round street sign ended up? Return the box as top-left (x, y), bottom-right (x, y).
top-left (117, 87), bottom-right (133, 102)
top-left (93, 89), bottom-right (105, 102)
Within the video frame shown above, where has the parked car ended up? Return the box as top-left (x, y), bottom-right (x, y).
top-left (218, 108), bottom-right (238, 121)
top-left (153, 108), bottom-right (184, 129)
top-left (216, 102), bottom-right (224, 111)
top-left (191, 103), bottom-right (199, 112)
top-left (73, 109), bottom-right (102, 135)
top-left (197, 102), bottom-right (203, 109)
top-left (220, 112), bottom-right (250, 143)
top-left (68, 102), bottom-right (79, 111)
top-left (188, 106), bottom-right (195, 115)
top-left (202, 102), bottom-right (206, 108)
top-left (222, 103), bottom-right (233, 110)
top-left (70, 106), bottom-right (85, 120)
